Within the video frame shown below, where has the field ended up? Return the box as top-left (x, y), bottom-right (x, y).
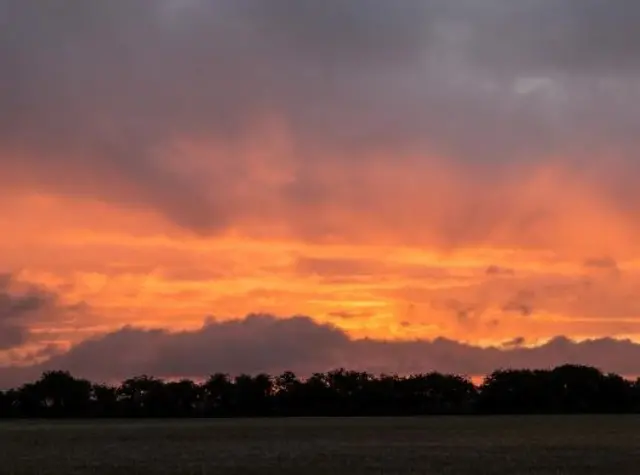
top-left (1, 416), bottom-right (639, 474)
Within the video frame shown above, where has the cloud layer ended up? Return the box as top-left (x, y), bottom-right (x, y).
top-left (2, 314), bottom-right (640, 388)
top-left (2, 1), bottom-right (640, 244)
top-left (2, 1), bottom-right (640, 376)
top-left (0, 274), bottom-right (63, 350)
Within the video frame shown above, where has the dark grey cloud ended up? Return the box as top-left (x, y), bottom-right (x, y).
top-left (584, 257), bottom-right (619, 271)
top-left (0, 326), bottom-right (24, 352)
top-left (0, 274), bottom-right (86, 350)
top-left (3, 314), bottom-right (640, 388)
top-left (0, 274), bottom-right (56, 349)
top-left (458, 0), bottom-right (640, 74)
top-left (502, 301), bottom-right (534, 318)
top-left (1, 1), bottom-right (640, 235)
top-left (237, 0), bottom-right (437, 65)
top-left (328, 310), bottom-right (374, 321)
top-left (294, 257), bottom-right (378, 278)
top-left (294, 256), bottom-right (451, 283)
top-left (501, 290), bottom-right (536, 317)
top-left (502, 336), bottom-right (526, 349)
top-left (0, 314), bottom-right (350, 386)
top-left (486, 265), bottom-right (515, 277)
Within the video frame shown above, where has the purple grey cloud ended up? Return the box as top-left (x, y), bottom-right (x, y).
top-left (2, 314), bottom-right (640, 388)
top-left (1, 1), bottom-right (639, 236)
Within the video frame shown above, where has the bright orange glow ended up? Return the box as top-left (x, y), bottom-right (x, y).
top-left (3, 142), bottom-right (640, 367)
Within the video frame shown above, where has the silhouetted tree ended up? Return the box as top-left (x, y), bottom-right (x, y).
top-left (0, 389), bottom-right (12, 417)
top-left (298, 372), bottom-right (334, 415)
top-left (118, 375), bottom-right (166, 417)
top-left (203, 373), bottom-right (233, 417)
top-left (477, 366), bottom-right (637, 414)
top-left (13, 371), bottom-right (92, 417)
top-left (414, 373), bottom-right (477, 414)
top-left (633, 378), bottom-right (640, 412)
top-left (233, 373), bottom-right (273, 416)
top-left (549, 365), bottom-right (606, 413)
top-left (274, 371), bottom-right (302, 416)
top-left (164, 379), bottom-right (203, 417)
top-left (91, 383), bottom-right (119, 417)
top-left (2, 365), bottom-right (640, 418)
top-left (599, 372), bottom-right (635, 413)
top-left (478, 369), bottom-right (546, 414)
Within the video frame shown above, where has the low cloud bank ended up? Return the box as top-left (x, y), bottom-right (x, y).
top-left (1, 314), bottom-right (639, 388)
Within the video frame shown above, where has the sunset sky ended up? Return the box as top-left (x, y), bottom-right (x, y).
top-left (3, 0), bottom-right (640, 385)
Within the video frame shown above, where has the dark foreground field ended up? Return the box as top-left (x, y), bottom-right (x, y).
top-left (1, 416), bottom-right (639, 474)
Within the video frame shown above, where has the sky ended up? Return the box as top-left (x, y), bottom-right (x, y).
top-left (3, 0), bottom-right (640, 386)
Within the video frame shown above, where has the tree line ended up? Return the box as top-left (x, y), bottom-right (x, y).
top-left (1, 365), bottom-right (640, 418)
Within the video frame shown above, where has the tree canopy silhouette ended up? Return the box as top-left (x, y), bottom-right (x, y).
top-left (1, 365), bottom-right (640, 418)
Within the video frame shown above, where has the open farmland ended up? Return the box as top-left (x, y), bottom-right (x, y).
top-left (1, 416), bottom-right (639, 474)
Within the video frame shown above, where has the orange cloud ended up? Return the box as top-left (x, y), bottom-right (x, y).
top-left (3, 175), bottom-right (640, 357)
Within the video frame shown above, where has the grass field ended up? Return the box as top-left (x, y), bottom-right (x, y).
top-left (1, 416), bottom-right (639, 474)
